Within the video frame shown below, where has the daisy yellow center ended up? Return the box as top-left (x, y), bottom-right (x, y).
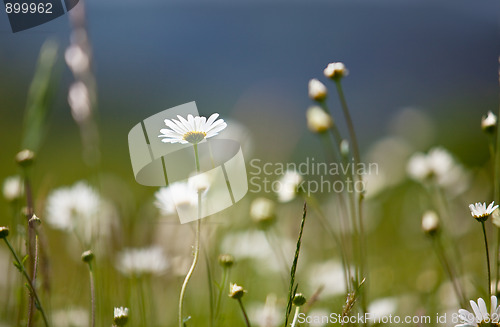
top-left (183, 131), bottom-right (206, 144)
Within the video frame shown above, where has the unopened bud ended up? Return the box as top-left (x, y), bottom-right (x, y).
top-left (292, 293), bottom-right (307, 306)
top-left (306, 106), bottom-right (333, 133)
top-left (113, 307), bottom-right (129, 326)
top-left (81, 250), bottom-right (95, 263)
top-left (16, 150), bottom-right (35, 168)
top-left (0, 226), bottom-right (9, 239)
top-left (308, 79), bottom-right (327, 101)
top-left (324, 62), bottom-right (349, 80)
top-left (482, 111), bottom-right (497, 134)
top-left (422, 211), bottom-right (440, 235)
top-left (218, 254), bottom-right (235, 268)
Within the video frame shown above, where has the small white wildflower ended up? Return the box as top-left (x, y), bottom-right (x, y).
top-left (68, 82), bottom-right (91, 123)
top-left (229, 283), bottom-right (246, 299)
top-left (248, 294), bottom-right (283, 327)
top-left (276, 170), bottom-right (303, 203)
top-left (455, 296), bottom-right (500, 326)
top-left (158, 113), bottom-right (227, 144)
top-left (323, 62), bottom-right (349, 80)
top-left (45, 181), bottom-right (103, 242)
top-left (308, 78), bottom-right (327, 101)
top-left (65, 44), bottom-right (89, 74)
top-left (2, 176), bottom-right (24, 202)
top-left (482, 111), bottom-right (497, 134)
top-left (422, 211), bottom-right (440, 235)
top-left (306, 106), bottom-right (333, 133)
top-left (154, 182), bottom-right (198, 215)
top-left (116, 246), bottom-right (169, 277)
top-left (469, 201), bottom-right (499, 222)
top-left (250, 198), bottom-right (276, 225)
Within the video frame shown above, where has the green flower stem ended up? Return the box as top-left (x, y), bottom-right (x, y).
top-left (215, 267), bottom-right (229, 320)
top-left (482, 221), bottom-right (492, 302)
top-left (290, 306), bottom-right (301, 327)
top-left (86, 261), bottom-right (96, 327)
top-left (495, 62), bottom-right (500, 294)
top-left (334, 80), bottom-right (367, 317)
top-left (237, 298), bottom-right (251, 327)
top-left (178, 143), bottom-right (202, 327)
top-left (431, 236), bottom-right (467, 308)
top-left (3, 237), bottom-right (50, 327)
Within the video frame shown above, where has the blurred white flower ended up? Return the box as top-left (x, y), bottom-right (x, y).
top-left (323, 62), bottom-right (349, 80)
top-left (308, 79), bottom-right (327, 101)
top-left (65, 44), bottom-right (89, 74)
top-left (116, 246), bottom-right (169, 277)
top-left (158, 113), bottom-right (227, 144)
top-left (45, 181), bottom-right (109, 243)
top-left (248, 294), bottom-right (282, 327)
top-left (221, 230), bottom-right (295, 273)
top-left (154, 182), bottom-right (198, 215)
top-left (2, 175), bottom-right (24, 201)
top-left (455, 296), bottom-right (500, 326)
top-left (306, 260), bottom-right (346, 297)
top-left (306, 106), bottom-right (332, 133)
top-left (250, 198), bottom-right (276, 224)
top-left (368, 297), bottom-right (398, 320)
top-left (52, 307), bottom-right (88, 327)
top-left (469, 201), bottom-right (498, 221)
top-left (406, 147), bottom-right (469, 196)
top-left (421, 210), bottom-right (440, 235)
top-left (276, 171), bottom-right (303, 203)
top-left (68, 82), bottom-right (91, 123)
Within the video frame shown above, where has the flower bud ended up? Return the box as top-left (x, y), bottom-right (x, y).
top-left (229, 283), bottom-right (246, 299)
top-left (113, 307), bottom-right (129, 326)
top-left (292, 293), bottom-right (307, 306)
top-left (482, 111), bottom-right (497, 134)
top-left (218, 254), bottom-right (235, 268)
top-left (306, 106), bottom-right (333, 133)
top-left (29, 214), bottom-right (42, 227)
top-left (422, 211), bottom-right (439, 235)
top-left (81, 250), bottom-right (95, 263)
top-left (308, 79), bottom-right (327, 101)
top-left (16, 149), bottom-right (35, 168)
top-left (324, 62), bottom-right (349, 80)
top-left (0, 226), bottom-right (9, 239)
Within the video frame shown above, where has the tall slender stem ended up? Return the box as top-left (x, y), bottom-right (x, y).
top-left (237, 298), bottom-right (251, 327)
top-left (3, 237), bottom-right (50, 327)
top-left (178, 143), bottom-right (202, 327)
top-left (482, 221), bottom-right (492, 301)
top-left (87, 262), bottom-right (96, 327)
top-left (432, 237), bottom-right (467, 307)
top-left (495, 56), bottom-right (500, 295)
top-left (290, 306), bottom-right (301, 327)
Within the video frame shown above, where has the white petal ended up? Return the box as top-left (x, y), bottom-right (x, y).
top-left (491, 296), bottom-right (498, 316)
top-left (205, 113), bottom-right (219, 128)
top-left (478, 298), bottom-right (488, 320)
top-left (470, 300), bottom-right (482, 322)
top-left (177, 115), bottom-right (193, 132)
top-left (165, 119), bottom-right (187, 135)
top-left (459, 309), bottom-right (475, 323)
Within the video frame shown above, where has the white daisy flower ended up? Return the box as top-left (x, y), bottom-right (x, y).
top-left (158, 113), bottom-right (227, 144)
top-left (276, 170), bottom-right (303, 203)
top-left (154, 182), bottom-right (198, 215)
top-left (455, 296), bottom-right (500, 326)
top-left (45, 181), bottom-right (108, 243)
top-left (116, 246), bottom-right (169, 277)
top-left (2, 175), bottom-right (24, 202)
top-left (469, 201), bottom-right (499, 221)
